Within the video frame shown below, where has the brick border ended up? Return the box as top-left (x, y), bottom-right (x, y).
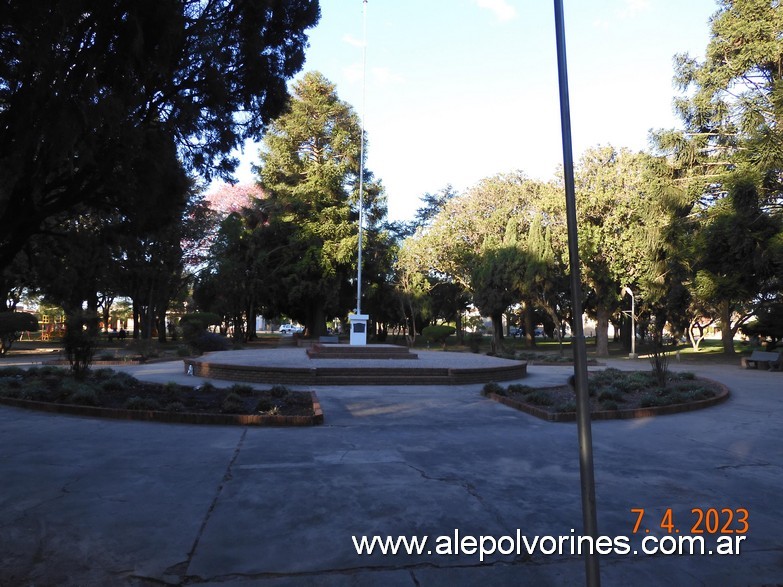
top-left (483, 378), bottom-right (730, 422)
top-left (183, 358), bottom-right (528, 385)
top-left (0, 391), bottom-right (323, 427)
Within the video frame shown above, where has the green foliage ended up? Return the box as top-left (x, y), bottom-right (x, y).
top-left (100, 372), bottom-right (138, 392)
top-left (0, 366), bottom-right (26, 378)
top-left (0, 312), bottom-right (39, 355)
top-left (257, 71), bottom-right (388, 337)
top-left (63, 318), bottom-right (97, 380)
top-left (270, 385), bottom-right (289, 398)
top-left (124, 396), bottom-right (161, 411)
top-left (229, 384), bottom-right (256, 397)
top-left (221, 392), bottom-right (247, 414)
top-left (507, 384), bottom-right (535, 395)
top-left (0, 1), bottom-right (319, 274)
top-left (422, 325), bottom-right (456, 345)
top-left (525, 391), bottom-right (554, 406)
top-left (597, 388), bottom-right (624, 403)
top-left (165, 402), bottom-right (186, 413)
top-left (68, 387), bottom-right (100, 406)
top-left (482, 382), bottom-right (504, 396)
top-left (555, 401), bottom-right (577, 413)
top-left (180, 312), bottom-right (222, 332)
top-left (190, 332), bottom-right (232, 355)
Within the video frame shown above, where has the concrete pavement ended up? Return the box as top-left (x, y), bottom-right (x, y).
top-left (0, 356), bottom-right (781, 585)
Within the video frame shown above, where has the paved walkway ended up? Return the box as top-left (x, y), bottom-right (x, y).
top-left (0, 355), bottom-right (781, 585)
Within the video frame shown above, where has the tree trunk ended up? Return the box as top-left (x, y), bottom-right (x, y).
top-left (491, 311), bottom-right (503, 353)
top-left (307, 301), bottom-right (326, 338)
top-left (595, 306), bottom-right (610, 358)
top-left (719, 301), bottom-right (736, 354)
top-left (523, 302), bottom-right (536, 348)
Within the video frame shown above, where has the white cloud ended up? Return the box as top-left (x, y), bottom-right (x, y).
top-left (619, 0), bottom-right (651, 19)
top-left (342, 33), bottom-right (365, 48)
top-left (371, 67), bottom-right (405, 87)
top-left (474, 0), bottom-right (517, 23)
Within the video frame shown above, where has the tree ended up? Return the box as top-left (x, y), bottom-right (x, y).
top-left (0, 0), bottom-right (320, 277)
top-left (574, 146), bottom-right (654, 356)
top-left (257, 71), bottom-right (387, 337)
top-left (471, 246), bottom-right (528, 352)
top-left (689, 170), bottom-right (782, 353)
top-left (653, 0), bottom-right (783, 352)
top-left (0, 312), bottom-right (38, 355)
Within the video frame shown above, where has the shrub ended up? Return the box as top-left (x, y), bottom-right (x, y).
top-left (229, 384), bottom-right (255, 397)
top-left (221, 392), bottom-right (246, 414)
top-left (128, 339), bottom-right (159, 360)
top-left (597, 387), bottom-right (624, 403)
top-left (198, 381), bottom-right (217, 393)
top-left (91, 368), bottom-right (115, 380)
top-left (0, 366), bottom-right (26, 378)
top-left (555, 401), bottom-right (576, 413)
top-left (482, 382), bottom-right (504, 396)
top-left (256, 398), bottom-right (273, 412)
top-left (124, 396), bottom-right (161, 411)
top-left (102, 371), bottom-right (138, 390)
top-left (180, 313), bottom-right (222, 347)
top-left (422, 325), bottom-right (456, 347)
top-left (190, 332), bottom-right (232, 354)
top-left (507, 384), bottom-right (535, 395)
top-left (68, 388), bottom-right (99, 406)
top-left (0, 311), bottom-right (39, 355)
top-left (525, 391), bottom-right (553, 406)
top-left (165, 401), bottom-right (186, 413)
top-left (270, 385), bottom-right (289, 398)
top-left (468, 332), bottom-right (483, 353)
top-left (684, 388), bottom-right (715, 401)
top-left (674, 372), bottom-right (696, 381)
top-left (64, 322), bottom-right (97, 379)
top-left (600, 400), bottom-right (619, 411)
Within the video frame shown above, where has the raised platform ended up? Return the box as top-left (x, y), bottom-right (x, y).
top-left (183, 348), bottom-right (527, 386)
top-left (306, 343), bottom-right (417, 360)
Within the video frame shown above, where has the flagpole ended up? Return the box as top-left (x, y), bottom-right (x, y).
top-left (356, 0), bottom-right (368, 316)
top-left (553, 1), bottom-right (601, 585)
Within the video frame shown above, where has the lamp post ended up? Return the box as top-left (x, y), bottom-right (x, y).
top-left (622, 286), bottom-right (637, 359)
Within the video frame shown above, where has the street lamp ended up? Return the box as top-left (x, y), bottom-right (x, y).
top-left (621, 286), bottom-right (637, 359)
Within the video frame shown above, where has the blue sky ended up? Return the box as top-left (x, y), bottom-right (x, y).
top-left (229, 0), bottom-right (719, 221)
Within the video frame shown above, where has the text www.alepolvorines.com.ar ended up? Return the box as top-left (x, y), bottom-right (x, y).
top-left (352, 529), bottom-right (747, 561)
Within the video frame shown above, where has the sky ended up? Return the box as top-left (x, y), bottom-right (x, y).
top-left (226, 0), bottom-right (719, 222)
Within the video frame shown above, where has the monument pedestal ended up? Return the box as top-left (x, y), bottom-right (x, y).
top-left (349, 313), bottom-right (369, 346)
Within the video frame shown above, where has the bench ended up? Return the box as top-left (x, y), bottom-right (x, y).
top-left (318, 335), bottom-right (339, 344)
top-left (741, 350), bottom-right (782, 370)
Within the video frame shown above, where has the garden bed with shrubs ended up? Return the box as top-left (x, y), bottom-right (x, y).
top-left (0, 366), bottom-right (322, 426)
top-left (482, 368), bottom-right (729, 422)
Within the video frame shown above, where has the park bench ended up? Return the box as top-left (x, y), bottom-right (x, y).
top-left (740, 350), bottom-right (782, 371)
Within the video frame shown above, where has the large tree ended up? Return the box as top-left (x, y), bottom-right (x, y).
top-left (654, 0), bottom-right (783, 352)
top-left (0, 0), bottom-right (320, 280)
top-left (257, 71), bottom-right (387, 337)
top-left (572, 146), bottom-right (654, 356)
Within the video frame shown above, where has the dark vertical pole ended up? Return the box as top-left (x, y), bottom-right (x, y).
top-left (553, 2), bottom-right (601, 586)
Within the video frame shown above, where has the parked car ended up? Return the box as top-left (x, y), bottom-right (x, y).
top-left (279, 324), bottom-right (303, 334)
top-left (509, 327), bottom-right (524, 338)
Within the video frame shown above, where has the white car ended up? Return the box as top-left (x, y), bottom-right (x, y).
top-left (279, 324), bottom-right (302, 334)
